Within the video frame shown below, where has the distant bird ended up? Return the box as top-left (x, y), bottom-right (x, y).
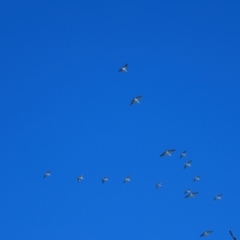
top-left (123, 175), bottom-right (131, 183)
top-left (193, 176), bottom-right (201, 182)
top-left (156, 183), bottom-right (162, 189)
top-left (200, 231), bottom-right (213, 237)
top-left (229, 230), bottom-right (237, 240)
top-left (130, 96), bottom-right (142, 105)
top-left (213, 194), bottom-right (223, 200)
top-left (184, 160), bottom-right (192, 169)
top-left (44, 170), bottom-right (51, 178)
top-left (102, 177), bottom-right (109, 184)
top-left (118, 63), bottom-right (128, 72)
top-left (180, 150), bottom-right (187, 158)
top-left (185, 189), bottom-right (191, 194)
top-left (77, 175), bottom-right (84, 183)
top-left (160, 149), bottom-right (175, 157)
top-left (185, 192), bottom-right (198, 198)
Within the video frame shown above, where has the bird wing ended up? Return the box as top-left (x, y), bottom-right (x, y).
top-left (230, 230), bottom-right (237, 240)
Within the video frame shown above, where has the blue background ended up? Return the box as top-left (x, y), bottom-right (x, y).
top-left (0, 0), bottom-right (239, 239)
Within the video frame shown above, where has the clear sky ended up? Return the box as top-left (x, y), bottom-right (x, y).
top-left (0, 0), bottom-right (240, 239)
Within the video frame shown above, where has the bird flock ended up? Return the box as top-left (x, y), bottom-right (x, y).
top-left (43, 63), bottom-right (236, 239)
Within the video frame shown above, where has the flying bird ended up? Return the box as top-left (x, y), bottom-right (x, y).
top-left (130, 96), bottom-right (142, 105)
top-left (185, 192), bottom-right (198, 198)
top-left (229, 230), bottom-right (237, 240)
top-left (180, 150), bottom-right (187, 158)
top-left (102, 177), bottom-right (109, 184)
top-left (77, 175), bottom-right (84, 183)
top-left (160, 149), bottom-right (175, 157)
top-left (156, 183), bottom-right (162, 189)
top-left (118, 63), bottom-right (128, 72)
top-left (213, 194), bottom-right (223, 200)
top-left (44, 170), bottom-right (51, 178)
top-left (193, 175), bottom-right (201, 182)
top-left (184, 160), bottom-right (192, 169)
top-left (200, 231), bottom-right (213, 237)
top-left (185, 189), bottom-right (191, 194)
top-left (123, 175), bottom-right (131, 183)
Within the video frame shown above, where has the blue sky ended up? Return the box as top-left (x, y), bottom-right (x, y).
top-left (0, 0), bottom-right (240, 239)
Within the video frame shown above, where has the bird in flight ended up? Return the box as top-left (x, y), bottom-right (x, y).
top-left (184, 160), bottom-right (192, 169)
top-left (200, 231), bottom-right (213, 237)
top-left (44, 170), bottom-right (51, 178)
top-left (130, 96), bottom-right (142, 105)
top-left (185, 189), bottom-right (191, 194)
top-left (180, 150), bottom-right (187, 158)
top-left (229, 230), bottom-right (237, 240)
top-left (123, 175), bottom-right (131, 183)
top-left (160, 149), bottom-right (175, 157)
top-left (213, 194), bottom-right (223, 200)
top-left (156, 183), bottom-right (162, 189)
top-left (102, 177), bottom-right (109, 184)
top-left (118, 63), bottom-right (128, 72)
top-left (77, 175), bottom-right (84, 183)
top-left (185, 192), bottom-right (198, 198)
top-left (193, 175), bottom-right (201, 182)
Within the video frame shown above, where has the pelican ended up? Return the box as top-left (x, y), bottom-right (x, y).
top-left (180, 150), bottom-right (187, 158)
top-left (43, 170), bottom-right (51, 178)
top-left (77, 175), bottom-right (84, 183)
top-left (156, 183), bottom-right (162, 189)
top-left (213, 194), bottom-right (223, 200)
top-left (123, 175), bottom-right (131, 183)
top-left (184, 160), bottom-right (192, 169)
top-left (102, 177), bottom-right (109, 184)
top-left (200, 231), bottom-right (213, 237)
top-left (185, 192), bottom-right (198, 198)
top-left (118, 63), bottom-right (128, 72)
top-left (130, 96), bottom-right (142, 105)
top-left (193, 175), bottom-right (201, 182)
top-left (160, 149), bottom-right (175, 157)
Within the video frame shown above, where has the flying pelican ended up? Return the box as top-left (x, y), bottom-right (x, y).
top-left (229, 230), bottom-right (237, 240)
top-left (102, 177), bottom-right (109, 184)
top-left (130, 96), bottom-right (142, 105)
top-left (77, 175), bottom-right (84, 183)
top-left (200, 231), bottom-right (213, 237)
top-left (156, 183), bottom-right (162, 189)
top-left (213, 194), bottom-right (223, 200)
top-left (185, 192), bottom-right (198, 198)
top-left (118, 63), bottom-right (128, 72)
top-left (160, 149), bottom-right (175, 157)
top-left (123, 175), bottom-right (131, 183)
top-left (180, 150), bottom-right (187, 158)
top-left (184, 160), bottom-right (192, 169)
top-left (193, 175), bottom-right (201, 182)
top-left (43, 170), bottom-right (51, 178)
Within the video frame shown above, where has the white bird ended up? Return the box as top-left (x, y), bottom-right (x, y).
top-left (193, 175), bottom-right (201, 182)
top-left (184, 160), bottom-right (192, 169)
top-left (213, 194), bottom-right (223, 200)
top-left (180, 150), bottom-right (187, 158)
top-left (185, 192), bottom-right (198, 198)
top-left (123, 175), bottom-right (131, 183)
top-left (118, 63), bottom-right (128, 72)
top-left (156, 183), bottom-right (162, 189)
top-left (160, 149), bottom-right (175, 157)
top-left (77, 175), bottom-right (84, 183)
top-left (130, 96), bottom-right (142, 105)
top-left (200, 231), bottom-right (213, 237)
top-left (185, 189), bottom-right (191, 194)
top-left (102, 177), bottom-right (109, 184)
top-left (44, 170), bottom-right (51, 178)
